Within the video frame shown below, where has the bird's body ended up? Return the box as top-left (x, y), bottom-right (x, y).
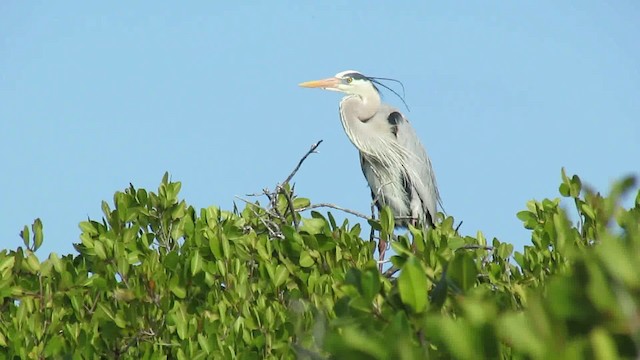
top-left (300, 70), bottom-right (441, 230)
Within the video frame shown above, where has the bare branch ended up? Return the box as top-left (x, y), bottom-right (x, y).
top-left (383, 266), bottom-right (400, 278)
top-left (262, 190), bottom-right (285, 220)
top-left (369, 203), bottom-right (376, 242)
top-left (279, 187), bottom-right (300, 230)
top-left (459, 244), bottom-right (493, 251)
top-left (234, 196), bottom-right (283, 221)
top-left (238, 140), bottom-right (376, 239)
top-left (282, 140), bottom-right (323, 186)
top-left (235, 197), bottom-right (284, 238)
top-left (454, 220), bottom-right (463, 234)
top-left (296, 203), bottom-right (371, 220)
top-left (273, 141), bottom-right (324, 230)
top-left (249, 208), bottom-right (284, 239)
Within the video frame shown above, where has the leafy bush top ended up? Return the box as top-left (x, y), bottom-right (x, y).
top-left (1, 169), bottom-right (639, 359)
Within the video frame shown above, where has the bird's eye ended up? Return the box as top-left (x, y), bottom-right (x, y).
top-left (346, 77), bottom-right (353, 83)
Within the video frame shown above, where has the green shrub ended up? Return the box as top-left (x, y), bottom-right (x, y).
top-left (0, 170), bottom-right (638, 359)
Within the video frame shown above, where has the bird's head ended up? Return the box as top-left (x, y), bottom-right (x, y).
top-left (299, 70), bottom-right (379, 97)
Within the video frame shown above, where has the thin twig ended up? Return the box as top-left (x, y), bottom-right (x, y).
top-left (371, 181), bottom-right (393, 210)
top-left (395, 215), bottom-right (419, 222)
top-left (454, 220), bottom-right (463, 234)
top-left (460, 244), bottom-right (493, 251)
top-left (369, 203), bottom-right (376, 242)
top-left (236, 141), bottom-right (325, 237)
top-left (234, 196), bottom-right (282, 220)
top-left (296, 203), bottom-right (371, 220)
top-left (383, 266), bottom-right (400, 278)
top-left (282, 140), bottom-right (323, 186)
top-left (279, 186), bottom-right (300, 229)
top-left (262, 190), bottom-right (285, 220)
top-left (249, 207), bottom-right (284, 239)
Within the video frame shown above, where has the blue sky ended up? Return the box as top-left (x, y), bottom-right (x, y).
top-left (2, 2), bottom-right (638, 257)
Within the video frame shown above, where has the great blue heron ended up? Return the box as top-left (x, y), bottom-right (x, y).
top-left (299, 70), bottom-right (441, 261)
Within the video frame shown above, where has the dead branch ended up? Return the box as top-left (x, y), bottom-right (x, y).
top-left (383, 266), bottom-right (400, 278)
top-left (234, 196), bottom-right (282, 220)
top-left (296, 203), bottom-right (371, 220)
top-left (454, 220), bottom-right (463, 234)
top-left (282, 140), bottom-right (323, 186)
top-left (279, 188), bottom-right (300, 230)
top-left (459, 244), bottom-right (493, 251)
top-left (369, 203), bottom-right (377, 242)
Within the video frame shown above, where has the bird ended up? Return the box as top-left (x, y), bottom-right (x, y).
top-left (300, 70), bottom-right (441, 261)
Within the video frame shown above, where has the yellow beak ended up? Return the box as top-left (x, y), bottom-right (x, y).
top-left (298, 77), bottom-right (340, 89)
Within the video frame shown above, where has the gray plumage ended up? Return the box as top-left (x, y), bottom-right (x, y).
top-left (300, 70), bottom-right (441, 229)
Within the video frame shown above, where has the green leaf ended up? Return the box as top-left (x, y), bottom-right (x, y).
top-left (170, 303), bottom-right (189, 340)
top-left (326, 326), bottom-right (388, 358)
top-left (164, 250), bottom-right (179, 271)
top-left (300, 218), bottom-right (326, 234)
top-left (197, 334), bottom-right (211, 355)
top-left (94, 240), bottom-right (107, 260)
top-left (116, 252), bottom-right (129, 279)
top-left (273, 265), bottom-right (289, 287)
top-left (359, 268), bottom-right (380, 302)
top-left (46, 253), bottom-right (62, 274)
top-left (20, 225), bottom-right (30, 248)
top-left (256, 238), bottom-right (270, 260)
top-left (32, 218), bottom-right (43, 252)
top-left (220, 232), bottom-right (230, 258)
top-left (43, 335), bottom-right (64, 356)
top-left (208, 231), bottom-right (223, 259)
top-left (113, 289), bottom-right (135, 302)
top-left (39, 259), bottom-right (53, 277)
top-left (398, 256), bottom-right (428, 313)
top-left (78, 221), bottom-right (98, 236)
top-left (390, 241), bottom-right (412, 257)
top-left (169, 276), bottom-right (187, 299)
top-left (513, 252), bottom-right (525, 268)
top-left (327, 211), bottom-right (337, 229)
top-left (292, 197), bottom-right (311, 209)
top-left (497, 243), bottom-right (513, 259)
top-left (516, 210), bottom-right (534, 222)
top-left (379, 206), bottom-right (395, 234)
top-left (367, 219), bottom-right (382, 231)
top-left (499, 313), bottom-right (544, 358)
top-left (25, 252), bottom-right (40, 273)
top-left (299, 250), bottom-right (314, 268)
top-left (580, 202), bottom-right (596, 221)
top-left (408, 224), bottom-right (425, 251)
top-left (447, 252), bottom-right (478, 292)
top-left (430, 271), bottom-right (448, 310)
top-left (114, 311), bottom-right (127, 328)
top-left (590, 327), bottom-right (618, 360)
top-left (597, 236), bottom-right (638, 287)
top-left (570, 175), bottom-right (582, 197)
top-left (97, 303), bottom-right (115, 321)
top-left (446, 236), bottom-right (465, 250)
top-left (191, 250), bottom-right (203, 276)
top-left (0, 256), bottom-right (15, 274)
top-left (435, 317), bottom-right (480, 359)
top-left (517, 210), bottom-right (538, 229)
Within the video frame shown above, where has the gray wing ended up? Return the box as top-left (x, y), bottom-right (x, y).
top-left (387, 110), bottom-right (441, 226)
top-left (359, 152), bottom-right (408, 214)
